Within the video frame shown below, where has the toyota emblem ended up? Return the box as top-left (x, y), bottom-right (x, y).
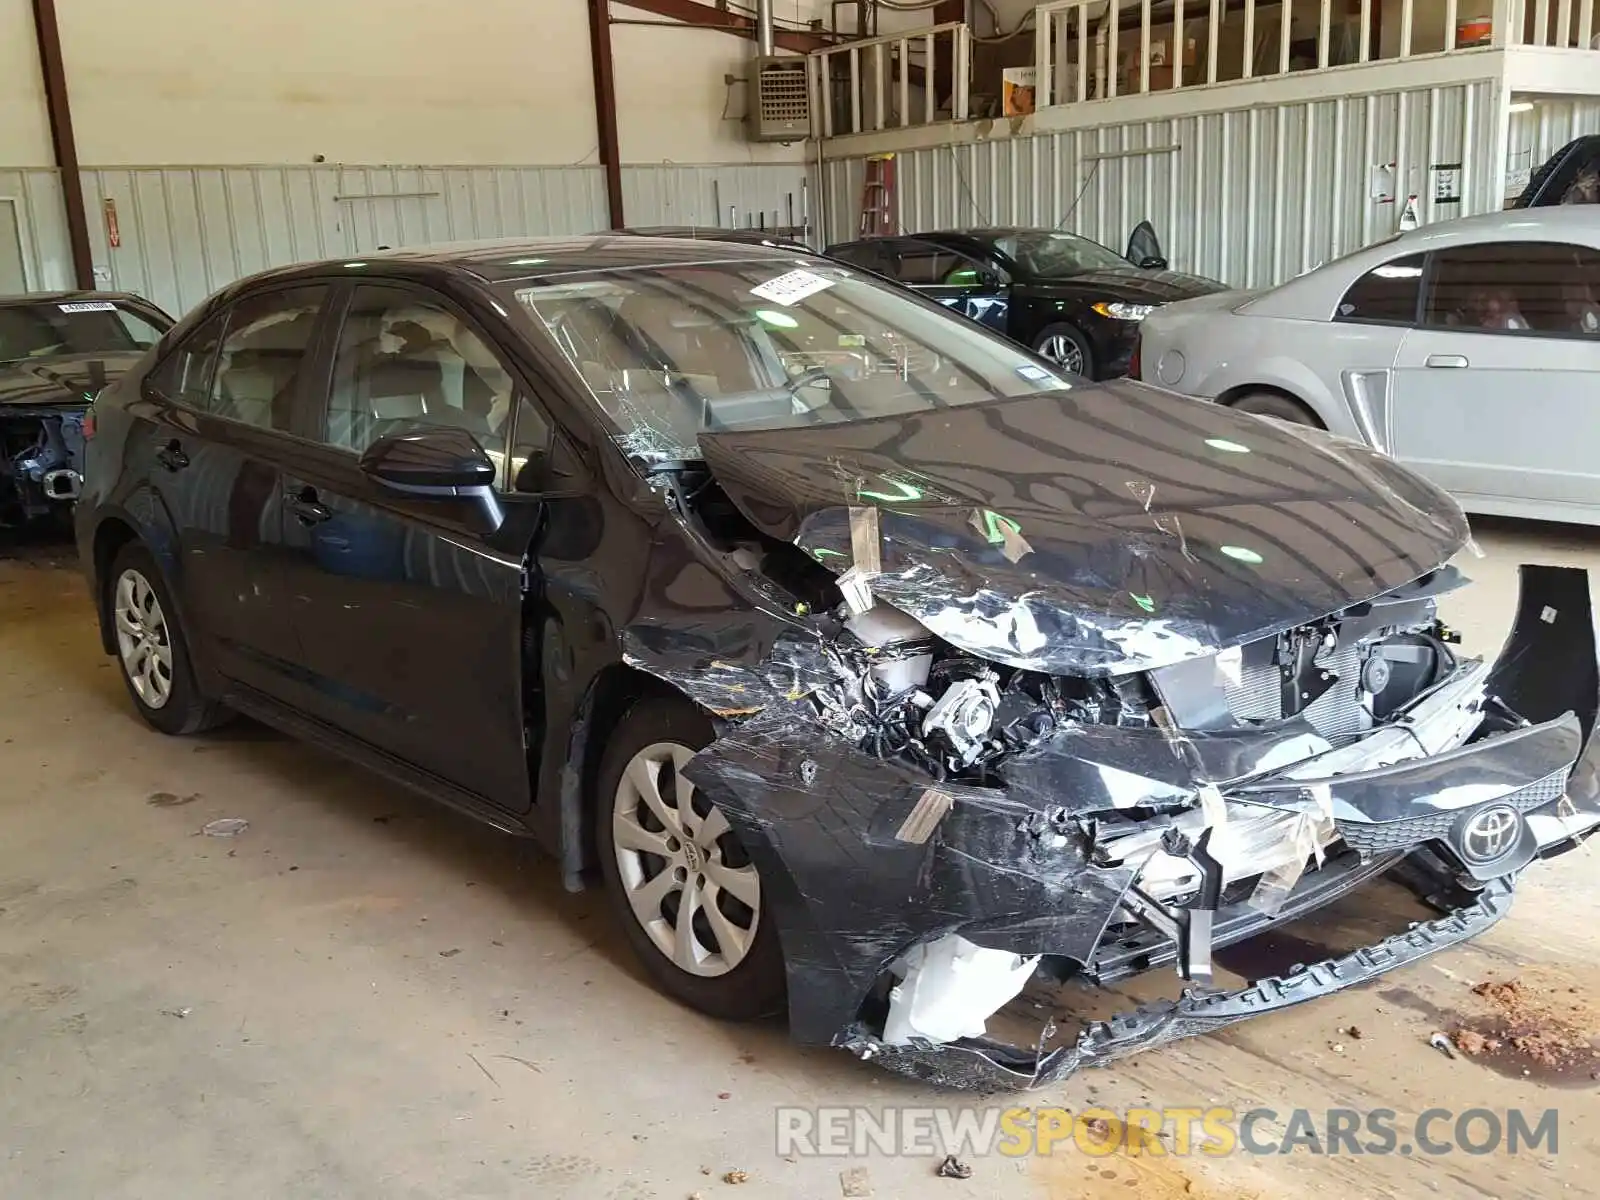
top-left (1459, 805), bottom-right (1520, 864)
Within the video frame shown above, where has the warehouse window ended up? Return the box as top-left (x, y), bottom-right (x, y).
top-left (1335, 254), bottom-right (1425, 325)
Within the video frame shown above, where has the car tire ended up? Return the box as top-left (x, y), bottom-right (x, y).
top-left (1032, 323), bottom-right (1095, 378)
top-left (106, 541), bottom-right (230, 736)
top-left (596, 696), bottom-right (786, 1021)
top-left (1226, 390), bottom-right (1324, 428)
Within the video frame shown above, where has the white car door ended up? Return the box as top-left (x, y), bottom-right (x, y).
top-left (1388, 240), bottom-right (1600, 515)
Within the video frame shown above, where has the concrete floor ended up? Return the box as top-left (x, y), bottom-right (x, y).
top-left (2, 522), bottom-right (1598, 1200)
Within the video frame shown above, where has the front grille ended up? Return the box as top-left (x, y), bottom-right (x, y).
top-left (1225, 639), bottom-right (1367, 740)
top-left (1336, 770), bottom-right (1568, 854)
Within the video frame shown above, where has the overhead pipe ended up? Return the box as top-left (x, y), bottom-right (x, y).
top-left (756, 0), bottom-right (776, 56)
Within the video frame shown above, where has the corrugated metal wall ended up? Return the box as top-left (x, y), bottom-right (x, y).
top-left (1507, 96), bottom-right (1600, 197)
top-left (0, 169), bottom-right (74, 292)
top-left (822, 79), bottom-right (1504, 288)
top-left (79, 165), bottom-right (606, 316)
top-left (622, 163), bottom-right (814, 232)
top-left (8, 162), bottom-right (814, 317)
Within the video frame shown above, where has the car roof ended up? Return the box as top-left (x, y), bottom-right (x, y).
top-left (1246, 205), bottom-right (1600, 319)
top-left (0, 289), bottom-right (154, 306)
top-left (830, 227), bottom-right (1099, 248)
top-left (1393, 203), bottom-right (1600, 245)
top-left (614, 225), bottom-right (807, 244)
top-left (205, 235), bottom-right (814, 297)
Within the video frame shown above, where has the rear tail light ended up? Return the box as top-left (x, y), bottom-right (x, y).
top-left (81, 407), bottom-right (96, 440)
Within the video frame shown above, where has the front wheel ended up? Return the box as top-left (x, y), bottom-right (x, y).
top-left (1032, 322), bottom-right (1094, 378)
top-left (107, 542), bottom-right (229, 735)
top-left (596, 697), bottom-right (786, 1020)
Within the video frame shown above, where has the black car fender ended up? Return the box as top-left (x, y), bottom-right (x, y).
top-left (83, 491), bottom-right (186, 656)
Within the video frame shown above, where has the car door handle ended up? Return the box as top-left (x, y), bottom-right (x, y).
top-left (155, 439), bottom-right (189, 472)
top-left (1425, 354), bottom-right (1470, 369)
top-left (285, 488), bottom-right (333, 526)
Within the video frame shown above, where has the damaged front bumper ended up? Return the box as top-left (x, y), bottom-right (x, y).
top-left (841, 879), bottom-right (1514, 1090)
top-left (683, 565), bottom-right (1600, 1089)
top-left (0, 406), bottom-right (86, 525)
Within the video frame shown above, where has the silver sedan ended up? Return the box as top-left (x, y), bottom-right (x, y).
top-left (1137, 207), bottom-right (1600, 525)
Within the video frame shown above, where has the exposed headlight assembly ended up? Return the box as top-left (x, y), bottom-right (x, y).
top-left (1092, 301), bottom-right (1156, 321)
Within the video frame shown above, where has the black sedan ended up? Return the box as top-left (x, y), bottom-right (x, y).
top-left (75, 236), bottom-right (1600, 1089)
top-left (0, 291), bottom-right (171, 528)
top-left (826, 227), bottom-right (1224, 378)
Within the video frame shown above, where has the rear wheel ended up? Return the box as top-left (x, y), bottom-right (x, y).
top-left (596, 697), bottom-right (786, 1020)
top-left (1226, 390), bottom-right (1324, 427)
top-left (107, 542), bottom-right (229, 736)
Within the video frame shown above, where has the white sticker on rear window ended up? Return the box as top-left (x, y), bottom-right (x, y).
top-left (749, 270), bottom-right (834, 307)
top-left (58, 301), bottom-right (117, 313)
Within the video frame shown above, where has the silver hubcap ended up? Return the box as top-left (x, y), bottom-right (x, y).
top-left (113, 569), bottom-right (174, 709)
top-left (612, 742), bottom-right (761, 978)
top-left (1039, 334), bottom-right (1083, 374)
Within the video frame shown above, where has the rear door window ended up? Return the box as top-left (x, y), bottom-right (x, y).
top-left (830, 242), bottom-right (895, 279)
top-left (149, 313), bottom-right (227, 407)
top-left (893, 240), bottom-right (963, 286)
top-left (205, 287), bottom-right (330, 431)
top-left (1335, 254), bottom-right (1425, 324)
top-left (1422, 241), bottom-right (1600, 337)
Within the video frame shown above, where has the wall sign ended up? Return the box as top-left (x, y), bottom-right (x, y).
top-left (1431, 163), bottom-right (1463, 205)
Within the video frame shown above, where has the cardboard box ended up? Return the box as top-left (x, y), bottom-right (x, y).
top-left (1002, 66), bottom-right (1037, 115)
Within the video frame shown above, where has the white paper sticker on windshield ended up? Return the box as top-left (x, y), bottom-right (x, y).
top-left (58, 301), bottom-right (117, 313)
top-left (750, 270), bottom-right (834, 307)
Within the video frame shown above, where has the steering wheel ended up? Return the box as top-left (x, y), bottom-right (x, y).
top-left (783, 365), bottom-right (829, 396)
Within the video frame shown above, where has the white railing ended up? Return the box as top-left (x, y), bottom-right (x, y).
top-left (808, 22), bottom-right (971, 137)
top-left (1507, 0), bottom-right (1599, 46)
top-left (1032, 0), bottom-right (1597, 106)
top-left (810, 1), bottom-right (1599, 140)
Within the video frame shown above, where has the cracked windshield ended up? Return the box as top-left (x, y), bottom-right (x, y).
top-left (507, 262), bottom-right (1072, 459)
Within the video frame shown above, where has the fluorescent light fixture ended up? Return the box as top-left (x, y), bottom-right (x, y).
top-left (1508, 101), bottom-right (1535, 113)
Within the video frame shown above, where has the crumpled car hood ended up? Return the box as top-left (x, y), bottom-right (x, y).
top-left (0, 351), bottom-right (141, 408)
top-left (698, 379), bottom-right (1469, 674)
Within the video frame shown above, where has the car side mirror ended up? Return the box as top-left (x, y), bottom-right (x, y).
top-left (359, 426), bottom-right (503, 531)
top-left (1137, 255), bottom-right (1168, 271)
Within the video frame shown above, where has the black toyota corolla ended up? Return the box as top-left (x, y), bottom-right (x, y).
top-left (826, 227), bottom-right (1224, 378)
top-left (75, 237), bottom-right (1600, 1088)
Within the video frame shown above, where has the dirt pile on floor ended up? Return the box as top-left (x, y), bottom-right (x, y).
top-left (1452, 975), bottom-right (1599, 1073)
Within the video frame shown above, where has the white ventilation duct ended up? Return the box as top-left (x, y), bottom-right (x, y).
top-left (756, 0), bottom-right (775, 56)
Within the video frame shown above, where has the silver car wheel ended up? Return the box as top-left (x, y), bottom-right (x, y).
top-left (611, 741), bottom-right (761, 979)
top-left (113, 568), bottom-right (174, 710)
top-left (1038, 334), bottom-right (1084, 374)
